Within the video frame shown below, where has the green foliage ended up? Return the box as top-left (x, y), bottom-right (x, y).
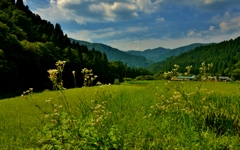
top-left (38, 110), bottom-right (123, 149)
top-left (113, 78), bottom-right (120, 85)
top-left (123, 77), bottom-right (132, 82)
top-left (225, 52), bottom-right (240, 80)
top-left (148, 38), bottom-right (240, 76)
top-left (133, 75), bottom-right (155, 80)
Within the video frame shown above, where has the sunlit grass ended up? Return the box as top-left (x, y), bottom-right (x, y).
top-left (0, 81), bottom-right (240, 149)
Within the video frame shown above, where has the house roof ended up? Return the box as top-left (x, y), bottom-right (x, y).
top-left (177, 76), bottom-right (195, 79)
top-left (219, 77), bottom-right (231, 80)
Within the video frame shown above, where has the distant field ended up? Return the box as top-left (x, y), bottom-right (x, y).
top-left (1, 81), bottom-right (240, 149)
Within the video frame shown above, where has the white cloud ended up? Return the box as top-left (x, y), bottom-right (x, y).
top-left (204, 0), bottom-right (213, 4)
top-left (31, 0), bottom-right (163, 24)
top-left (50, 0), bottom-right (55, 5)
top-left (209, 26), bottom-right (215, 31)
top-left (209, 10), bottom-right (240, 34)
top-left (217, 15), bottom-right (240, 32)
top-left (156, 17), bottom-right (165, 22)
top-left (161, 0), bottom-right (240, 13)
top-left (136, 0), bottom-right (162, 13)
top-left (29, 0), bottom-right (240, 24)
top-left (219, 22), bottom-right (228, 31)
top-left (187, 30), bottom-right (202, 37)
top-left (65, 26), bottom-right (148, 43)
top-left (125, 27), bottom-right (148, 33)
top-left (75, 18), bottom-right (86, 25)
top-left (187, 30), bottom-right (195, 36)
top-left (57, 0), bottom-right (81, 6)
top-left (88, 2), bottom-right (139, 21)
top-left (224, 11), bottom-right (230, 18)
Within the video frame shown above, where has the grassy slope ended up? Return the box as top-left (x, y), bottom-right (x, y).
top-left (0, 81), bottom-right (240, 149)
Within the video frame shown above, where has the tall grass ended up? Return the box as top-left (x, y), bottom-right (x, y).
top-left (1, 81), bottom-right (240, 149)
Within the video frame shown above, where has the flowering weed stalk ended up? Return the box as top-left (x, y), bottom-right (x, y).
top-left (199, 62), bottom-right (213, 81)
top-left (81, 68), bottom-right (98, 87)
top-left (21, 61), bottom-right (124, 149)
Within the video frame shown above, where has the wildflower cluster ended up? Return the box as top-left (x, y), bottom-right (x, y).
top-left (55, 60), bottom-right (66, 72)
top-left (147, 82), bottom-right (215, 119)
top-left (163, 64), bottom-right (181, 80)
top-left (81, 68), bottom-right (98, 86)
top-left (47, 69), bottom-right (58, 83)
top-left (185, 65), bottom-right (192, 76)
top-left (91, 100), bottom-right (111, 128)
top-left (21, 88), bottom-right (33, 97)
top-left (43, 101), bottom-right (63, 121)
top-left (199, 62), bottom-right (213, 81)
top-left (47, 60), bottom-right (67, 90)
top-left (96, 81), bottom-right (102, 85)
top-left (99, 83), bottom-right (112, 88)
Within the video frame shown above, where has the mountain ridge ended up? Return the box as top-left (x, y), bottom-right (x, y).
top-left (71, 38), bottom-right (208, 67)
top-left (126, 43), bottom-right (209, 62)
top-left (70, 38), bottom-right (154, 68)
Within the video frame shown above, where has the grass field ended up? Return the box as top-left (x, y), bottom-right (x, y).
top-left (1, 80), bottom-right (240, 149)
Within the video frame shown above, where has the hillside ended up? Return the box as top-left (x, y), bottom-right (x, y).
top-left (148, 37), bottom-right (240, 78)
top-left (0, 0), bottom-right (151, 98)
top-left (127, 43), bottom-right (207, 62)
top-left (127, 47), bottom-right (169, 62)
top-left (70, 39), bottom-right (154, 68)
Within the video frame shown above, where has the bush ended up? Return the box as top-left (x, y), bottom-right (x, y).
top-left (113, 78), bottom-right (120, 85)
top-left (123, 77), bottom-right (132, 82)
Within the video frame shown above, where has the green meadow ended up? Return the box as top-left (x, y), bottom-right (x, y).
top-left (1, 81), bottom-right (240, 149)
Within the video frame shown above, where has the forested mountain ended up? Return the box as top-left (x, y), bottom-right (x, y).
top-left (148, 37), bottom-right (240, 79)
top-left (0, 0), bottom-right (151, 98)
top-left (127, 47), bottom-right (169, 62)
top-left (70, 39), bottom-right (154, 68)
top-left (71, 39), bottom-right (206, 67)
top-left (127, 43), bottom-right (207, 62)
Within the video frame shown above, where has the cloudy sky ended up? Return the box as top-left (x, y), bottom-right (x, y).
top-left (23, 0), bottom-right (240, 51)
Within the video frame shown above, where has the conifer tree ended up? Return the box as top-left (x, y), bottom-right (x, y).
top-left (16, 0), bottom-right (24, 9)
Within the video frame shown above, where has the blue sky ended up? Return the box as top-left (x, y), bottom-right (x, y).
top-left (23, 0), bottom-right (240, 51)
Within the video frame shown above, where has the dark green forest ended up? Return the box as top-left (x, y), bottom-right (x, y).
top-left (0, 0), bottom-right (151, 98)
top-left (148, 37), bottom-right (240, 80)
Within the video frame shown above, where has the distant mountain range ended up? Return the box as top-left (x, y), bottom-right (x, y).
top-left (70, 39), bottom-right (154, 68)
top-left (70, 38), bottom-right (207, 68)
top-left (126, 43), bottom-right (208, 62)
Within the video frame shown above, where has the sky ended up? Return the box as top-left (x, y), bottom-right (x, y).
top-left (23, 0), bottom-right (240, 51)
